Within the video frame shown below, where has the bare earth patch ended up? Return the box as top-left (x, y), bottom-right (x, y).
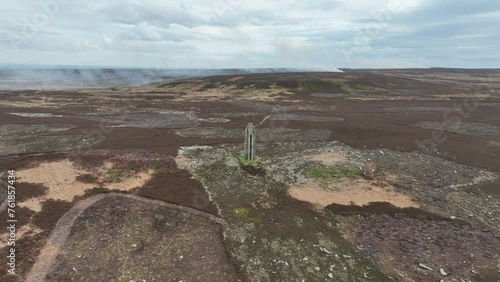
top-left (17, 159), bottom-right (152, 213)
top-left (17, 224), bottom-right (44, 239)
top-left (288, 179), bottom-right (418, 209)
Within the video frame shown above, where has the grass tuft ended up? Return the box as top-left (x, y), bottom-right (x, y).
top-left (236, 154), bottom-right (263, 166)
top-left (306, 165), bottom-right (361, 182)
top-left (105, 168), bottom-right (133, 183)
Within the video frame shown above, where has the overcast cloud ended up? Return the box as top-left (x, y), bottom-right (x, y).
top-left (0, 0), bottom-right (499, 69)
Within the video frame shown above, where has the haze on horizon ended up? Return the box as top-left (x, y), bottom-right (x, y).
top-left (1, 0), bottom-right (499, 70)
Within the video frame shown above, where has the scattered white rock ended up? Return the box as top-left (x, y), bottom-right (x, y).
top-left (440, 268), bottom-right (448, 276)
top-left (72, 267), bottom-right (78, 272)
top-left (328, 273), bottom-right (334, 279)
top-left (179, 255), bottom-right (184, 259)
top-left (418, 263), bottom-right (433, 271)
top-left (132, 244), bottom-right (137, 247)
top-left (314, 267), bottom-right (320, 271)
top-left (320, 246), bottom-right (334, 255)
top-left (450, 216), bottom-right (457, 220)
top-left (276, 260), bottom-right (289, 266)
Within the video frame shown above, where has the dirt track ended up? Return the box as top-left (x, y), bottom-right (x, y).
top-left (25, 193), bottom-right (224, 282)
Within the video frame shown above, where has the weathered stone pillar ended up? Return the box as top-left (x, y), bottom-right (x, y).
top-left (244, 123), bottom-right (256, 160)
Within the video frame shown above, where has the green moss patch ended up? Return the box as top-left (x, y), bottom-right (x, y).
top-left (306, 165), bottom-right (361, 182)
top-left (233, 207), bottom-right (261, 224)
top-left (236, 154), bottom-right (263, 166)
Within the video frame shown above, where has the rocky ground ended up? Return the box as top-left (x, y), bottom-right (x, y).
top-left (178, 141), bottom-right (499, 281)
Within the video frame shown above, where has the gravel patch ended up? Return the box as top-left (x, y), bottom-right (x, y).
top-left (198, 117), bottom-right (231, 123)
top-left (383, 107), bottom-right (452, 112)
top-left (212, 112), bottom-right (261, 118)
top-left (416, 121), bottom-right (500, 136)
top-left (0, 124), bottom-right (103, 156)
top-left (77, 110), bottom-right (198, 128)
top-left (10, 113), bottom-right (64, 118)
top-left (311, 93), bottom-right (348, 98)
top-left (0, 124), bottom-right (75, 135)
top-left (269, 114), bottom-right (344, 122)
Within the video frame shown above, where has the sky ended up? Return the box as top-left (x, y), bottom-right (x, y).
top-left (0, 0), bottom-right (499, 69)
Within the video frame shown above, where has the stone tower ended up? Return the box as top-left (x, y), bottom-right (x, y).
top-left (244, 123), bottom-right (256, 160)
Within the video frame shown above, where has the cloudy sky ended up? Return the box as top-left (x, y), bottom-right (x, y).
top-left (1, 0), bottom-right (499, 69)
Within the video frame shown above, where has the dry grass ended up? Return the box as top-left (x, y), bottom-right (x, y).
top-left (160, 79), bottom-right (292, 101)
top-left (0, 97), bottom-right (79, 108)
